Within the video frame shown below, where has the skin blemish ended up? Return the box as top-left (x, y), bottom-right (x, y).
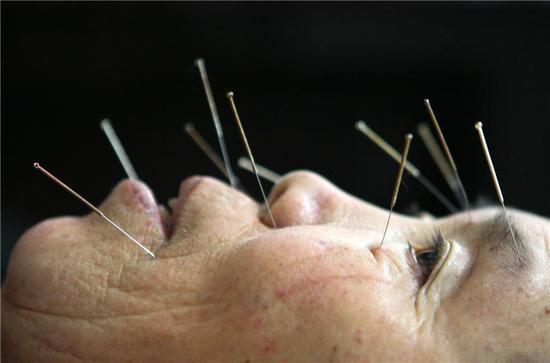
top-left (261, 336), bottom-right (276, 354)
top-left (354, 329), bottom-right (363, 345)
top-left (275, 288), bottom-right (286, 299)
top-left (329, 345), bottom-right (338, 363)
top-left (544, 307), bottom-right (550, 315)
top-left (253, 318), bottom-right (263, 328)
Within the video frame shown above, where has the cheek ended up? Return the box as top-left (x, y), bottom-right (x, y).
top-left (204, 237), bottom-right (416, 360)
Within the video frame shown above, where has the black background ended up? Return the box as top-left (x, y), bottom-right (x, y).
top-left (2, 2), bottom-right (550, 280)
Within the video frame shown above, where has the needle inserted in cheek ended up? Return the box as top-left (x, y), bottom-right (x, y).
top-left (474, 122), bottom-right (520, 254)
top-left (226, 91), bottom-right (277, 228)
top-left (100, 119), bottom-right (139, 181)
top-left (380, 134), bottom-right (413, 247)
top-left (33, 162), bottom-right (156, 258)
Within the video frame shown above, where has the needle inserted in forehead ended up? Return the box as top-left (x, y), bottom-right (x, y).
top-left (380, 134), bottom-right (413, 247)
top-left (100, 119), bottom-right (139, 180)
top-left (33, 162), bottom-right (155, 258)
top-left (424, 99), bottom-right (470, 212)
top-left (474, 122), bottom-right (520, 254)
top-left (238, 156), bottom-right (282, 184)
top-left (184, 122), bottom-right (229, 179)
top-left (226, 91), bottom-right (277, 228)
top-left (195, 58), bottom-right (239, 189)
top-left (355, 121), bottom-right (458, 213)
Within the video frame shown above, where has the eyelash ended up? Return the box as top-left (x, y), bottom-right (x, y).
top-left (409, 231), bottom-right (445, 285)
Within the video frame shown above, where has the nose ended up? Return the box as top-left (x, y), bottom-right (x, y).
top-left (266, 171), bottom-right (343, 227)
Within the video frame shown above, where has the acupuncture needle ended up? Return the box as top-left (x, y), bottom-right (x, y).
top-left (355, 121), bottom-right (458, 213)
top-left (238, 156), bottom-right (282, 184)
top-left (195, 58), bottom-right (239, 189)
top-left (184, 122), bottom-right (230, 179)
top-left (424, 99), bottom-right (471, 212)
top-left (33, 162), bottom-right (156, 258)
top-left (380, 134), bottom-right (413, 247)
top-left (100, 119), bottom-right (139, 180)
top-left (417, 122), bottom-right (461, 205)
top-left (226, 91), bottom-right (277, 228)
top-left (474, 122), bottom-right (520, 254)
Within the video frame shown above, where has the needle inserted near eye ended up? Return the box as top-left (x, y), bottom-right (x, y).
top-left (355, 121), bottom-right (458, 213)
top-left (226, 91), bottom-right (277, 228)
top-left (195, 58), bottom-right (240, 189)
top-left (474, 122), bottom-right (520, 254)
top-left (33, 162), bottom-right (155, 258)
top-left (424, 99), bottom-right (470, 212)
top-left (100, 119), bottom-right (139, 180)
top-left (238, 157), bottom-right (281, 184)
top-left (380, 134), bottom-right (413, 247)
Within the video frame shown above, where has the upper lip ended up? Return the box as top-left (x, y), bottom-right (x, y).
top-left (166, 176), bottom-right (204, 236)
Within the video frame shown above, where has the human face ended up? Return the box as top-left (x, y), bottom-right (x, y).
top-left (2, 171), bottom-right (549, 362)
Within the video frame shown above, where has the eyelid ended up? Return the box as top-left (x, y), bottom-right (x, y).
top-left (407, 237), bottom-right (448, 286)
top-left (406, 241), bottom-right (427, 285)
top-left (421, 239), bottom-right (451, 291)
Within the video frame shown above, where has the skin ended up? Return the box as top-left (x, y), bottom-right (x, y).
top-left (2, 171), bottom-right (549, 362)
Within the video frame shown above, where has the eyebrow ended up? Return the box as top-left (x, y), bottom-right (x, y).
top-left (479, 211), bottom-right (531, 274)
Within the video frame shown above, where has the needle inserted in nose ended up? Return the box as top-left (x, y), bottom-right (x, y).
top-left (226, 91), bottom-right (277, 228)
top-left (380, 134), bottom-right (413, 247)
top-left (355, 121), bottom-right (457, 213)
top-left (474, 122), bottom-right (520, 254)
top-left (424, 99), bottom-right (470, 212)
top-left (238, 156), bottom-right (281, 184)
top-left (100, 119), bottom-right (139, 180)
top-left (33, 162), bottom-right (155, 258)
top-left (195, 58), bottom-right (239, 189)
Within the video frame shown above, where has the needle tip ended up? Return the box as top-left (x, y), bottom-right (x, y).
top-left (33, 162), bottom-right (40, 169)
top-left (194, 58), bottom-right (204, 67)
top-left (405, 133), bottom-right (413, 141)
top-left (424, 98), bottom-right (430, 105)
top-left (475, 121), bottom-right (483, 130)
top-left (355, 120), bottom-right (366, 130)
top-left (226, 91), bottom-right (234, 98)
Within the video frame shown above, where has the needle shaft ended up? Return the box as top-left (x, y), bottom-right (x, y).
top-left (100, 119), bottom-right (139, 180)
top-left (33, 162), bottom-right (155, 258)
top-left (380, 134), bottom-right (413, 247)
top-left (238, 157), bottom-right (281, 184)
top-left (355, 121), bottom-right (457, 213)
top-left (195, 58), bottom-right (239, 189)
top-left (226, 92), bottom-right (277, 228)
